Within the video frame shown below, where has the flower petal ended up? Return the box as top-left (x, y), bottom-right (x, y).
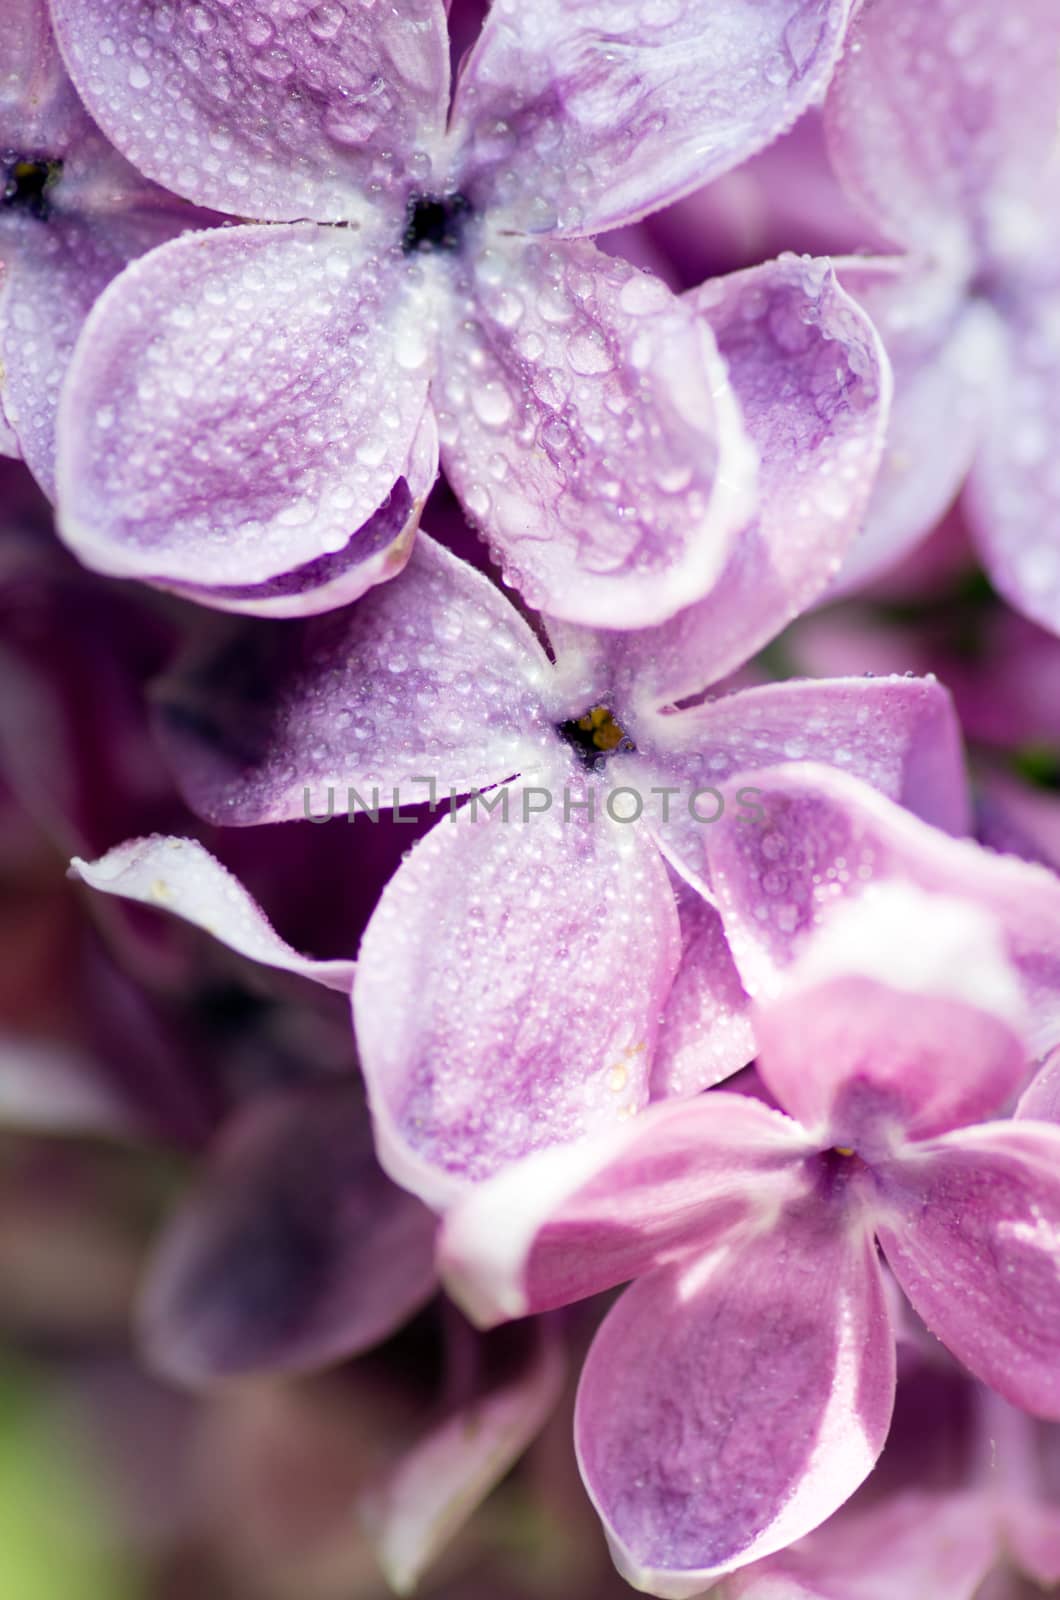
top-left (70, 835), bottom-right (356, 993)
top-left (875, 1122), bottom-right (1060, 1418)
top-left (437, 234), bottom-right (757, 628)
top-left (440, 1091), bottom-right (809, 1327)
top-left (154, 534), bottom-right (555, 826)
top-left (0, 208), bottom-right (195, 495)
top-left (359, 1318), bottom-right (564, 1593)
top-left (575, 1203), bottom-right (894, 1595)
top-left (831, 258), bottom-right (1000, 594)
top-left (652, 883), bottom-right (755, 1100)
top-left (705, 763), bottom-right (1060, 1058)
top-left (139, 1083), bottom-right (437, 1383)
top-left (754, 883), bottom-right (1029, 1144)
top-left (1017, 1048), bottom-right (1060, 1124)
top-left (55, 221), bottom-right (434, 601)
top-left (965, 289), bottom-right (1060, 638)
top-left (823, 0), bottom-right (1060, 264)
top-left (637, 674), bottom-right (970, 891)
top-left (559, 255), bottom-right (890, 705)
top-left (452, 0), bottom-right (854, 236)
top-left (353, 795), bottom-right (681, 1207)
top-left (49, 0), bottom-right (450, 221)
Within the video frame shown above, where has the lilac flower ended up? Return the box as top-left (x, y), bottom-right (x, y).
top-left (439, 879), bottom-right (1060, 1594)
top-left (819, 0), bottom-right (1060, 635)
top-left (47, 0), bottom-right (856, 623)
top-left (0, 0), bottom-right (214, 494)
top-left (141, 256), bottom-right (968, 1205)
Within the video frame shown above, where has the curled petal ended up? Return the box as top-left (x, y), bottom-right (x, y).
top-left (440, 1092), bottom-right (809, 1327)
top-left (56, 222), bottom-right (434, 602)
top-left (575, 1204), bottom-right (894, 1595)
top-left (438, 235), bottom-right (757, 628)
top-left (154, 534), bottom-right (555, 826)
top-left (359, 1319), bottom-right (564, 1593)
top-left (70, 835), bottom-right (356, 992)
top-left (452, 0), bottom-right (854, 236)
top-left (705, 763), bottom-right (1060, 1058)
top-left (875, 1122), bottom-right (1060, 1418)
top-left (49, 0), bottom-right (450, 221)
top-left (831, 258), bottom-right (1000, 594)
top-left (966, 290), bottom-right (1060, 639)
top-left (754, 883), bottom-right (1029, 1144)
top-left (568, 255), bottom-right (890, 705)
top-left (824, 0), bottom-right (1060, 265)
top-left (353, 796), bottom-right (681, 1207)
top-left (139, 1083), bottom-right (437, 1383)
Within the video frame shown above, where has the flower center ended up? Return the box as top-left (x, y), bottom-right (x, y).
top-left (2, 155), bottom-right (62, 221)
top-left (557, 706), bottom-right (634, 769)
top-left (402, 191), bottom-right (471, 255)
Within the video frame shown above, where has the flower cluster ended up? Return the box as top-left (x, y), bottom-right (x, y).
top-left (2, 0), bottom-right (1060, 1594)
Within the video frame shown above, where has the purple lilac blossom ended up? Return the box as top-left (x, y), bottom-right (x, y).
top-left (43, 0), bottom-right (859, 624)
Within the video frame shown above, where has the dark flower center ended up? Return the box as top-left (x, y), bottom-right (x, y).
top-left (402, 191), bottom-right (471, 255)
top-left (558, 706), bottom-right (635, 769)
top-left (2, 156), bottom-right (62, 221)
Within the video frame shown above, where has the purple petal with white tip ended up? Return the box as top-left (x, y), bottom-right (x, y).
top-left (705, 764), bottom-right (1060, 1056)
top-left (440, 1092), bottom-right (810, 1327)
top-left (875, 1122), bottom-right (1060, 1418)
top-left (353, 797), bottom-right (681, 1207)
top-left (70, 835), bottom-right (355, 993)
top-left (139, 1083), bottom-right (437, 1383)
top-left (55, 222), bottom-right (434, 601)
top-left (452, 0), bottom-right (855, 236)
top-left (575, 1202), bottom-right (894, 1595)
top-left (438, 234), bottom-right (757, 628)
top-left (753, 884), bottom-right (1029, 1144)
top-left (48, 0), bottom-right (450, 221)
top-left (154, 534), bottom-right (556, 827)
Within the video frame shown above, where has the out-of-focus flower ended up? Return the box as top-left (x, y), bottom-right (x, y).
top-left (821, 0), bottom-right (1060, 636)
top-left (46, 0), bottom-right (858, 624)
top-left (440, 874), bottom-right (1060, 1594)
top-left (0, 0), bottom-right (216, 494)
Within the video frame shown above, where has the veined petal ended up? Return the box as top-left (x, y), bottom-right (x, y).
top-left (154, 534), bottom-right (556, 826)
top-left (705, 763), bottom-right (1060, 1058)
top-left (154, 411), bottom-right (437, 619)
top-left (438, 234), bottom-right (757, 628)
top-left (754, 883), bottom-right (1029, 1145)
top-left (575, 1202), bottom-right (894, 1596)
top-left (55, 222), bottom-right (435, 600)
top-left (875, 1122), bottom-right (1060, 1419)
top-left (440, 1092), bottom-right (809, 1327)
top-left (452, 0), bottom-right (854, 236)
top-left (139, 1083), bottom-right (437, 1383)
top-left (49, 0), bottom-right (450, 221)
top-left (352, 796), bottom-right (681, 1208)
top-left (70, 836), bottom-right (356, 993)
top-left (569, 255), bottom-right (890, 706)
top-left (831, 257), bottom-right (1000, 594)
top-left (359, 1319), bottom-right (564, 1593)
top-left (966, 288), bottom-right (1060, 639)
top-left (824, 0), bottom-right (1060, 266)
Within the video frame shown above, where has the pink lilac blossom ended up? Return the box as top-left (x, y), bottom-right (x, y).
top-left (43, 0), bottom-right (858, 624)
